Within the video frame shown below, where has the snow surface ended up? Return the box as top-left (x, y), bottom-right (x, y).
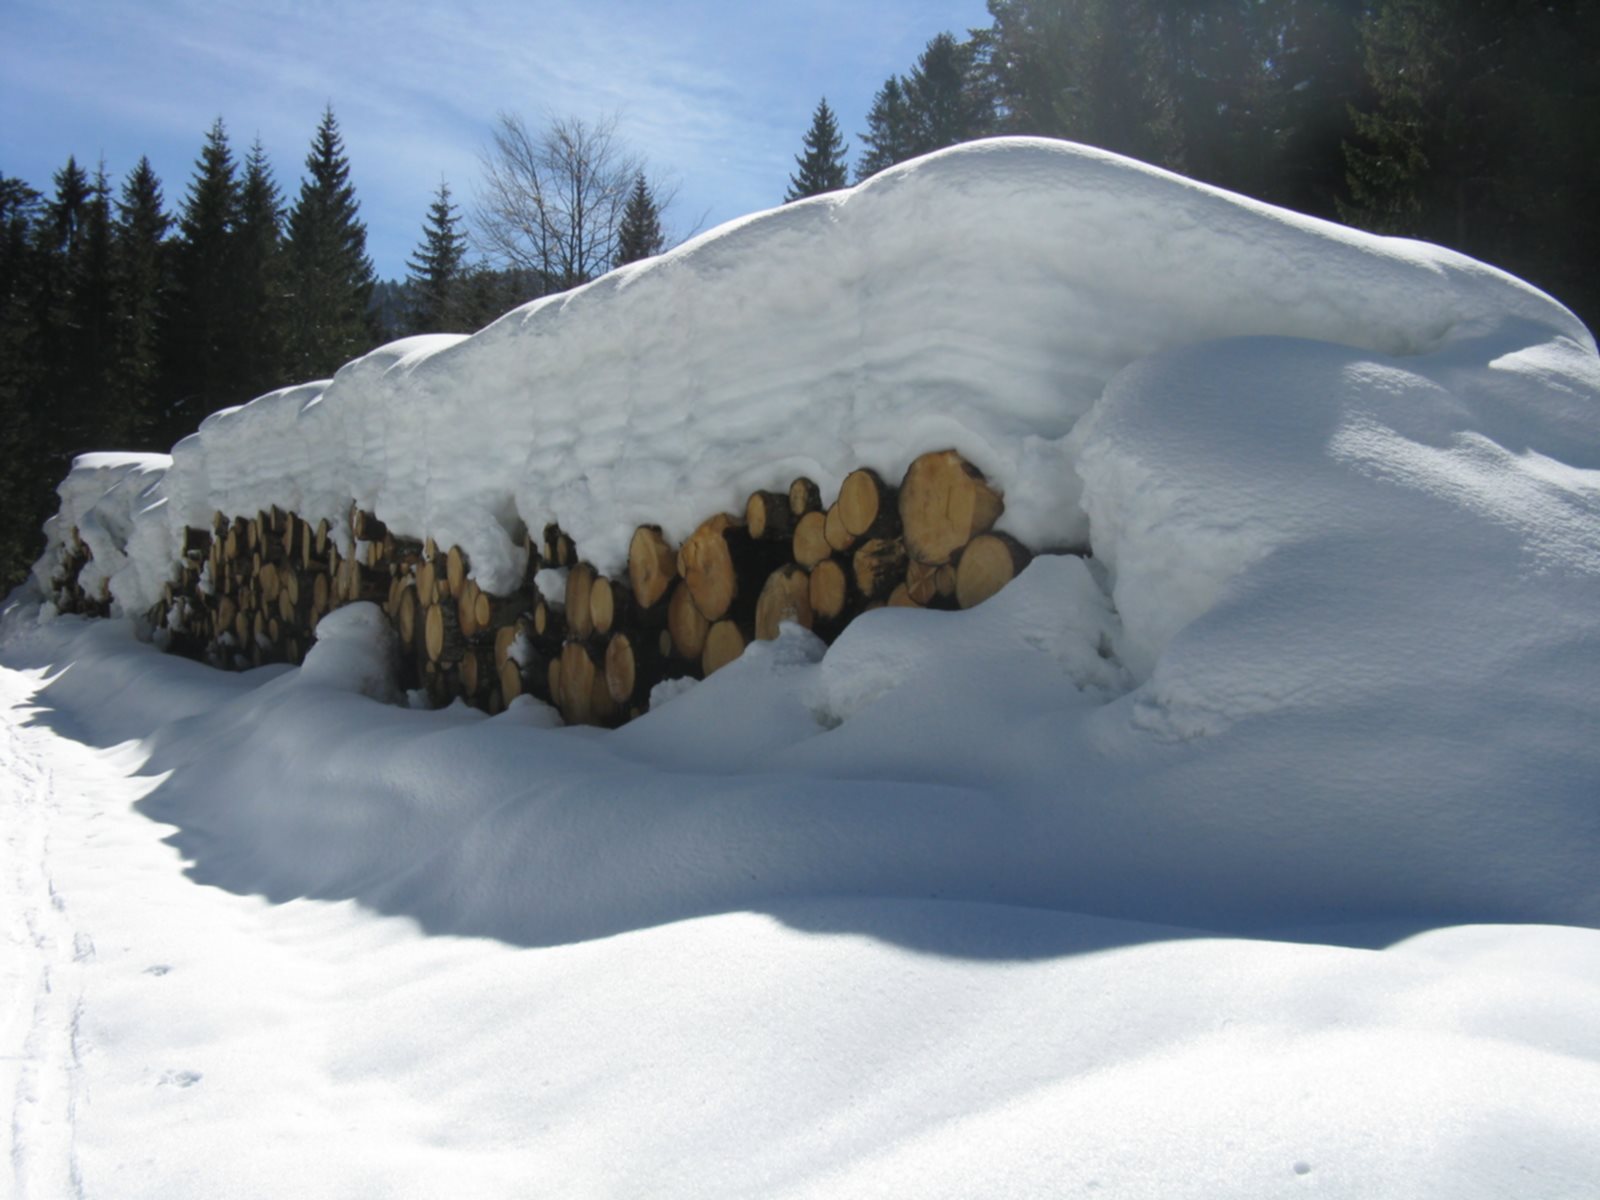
top-left (6, 137), bottom-right (1600, 1194)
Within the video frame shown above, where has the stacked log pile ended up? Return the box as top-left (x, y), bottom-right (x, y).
top-left (51, 449), bottom-right (1067, 727)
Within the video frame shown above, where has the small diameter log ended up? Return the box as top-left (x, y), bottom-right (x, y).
top-left (445, 545), bottom-right (468, 597)
top-left (852, 537), bottom-right (908, 603)
top-left (666, 580), bottom-right (709, 661)
top-left (838, 468), bottom-right (899, 540)
top-left (792, 511), bottom-right (831, 569)
top-left (955, 532), bottom-right (1033, 609)
top-left (745, 490), bottom-right (796, 542)
top-left (604, 630), bottom-right (664, 707)
top-left (589, 576), bottom-right (637, 638)
top-left (353, 509), bottom-right (387, 543)
top-left (533, 598), bottom-right (566, 646)
top-left (473, 588), bottom-right (532, 636)
top-left (628, 525), bottom-right (677, 610)
top-left (754, 564), bottom-right (814, 641)
top-left (887, 583), bottom-right (917, 607)
top-left (398, 586), bottom-right (419, 647)
top-left (808, 558), bottom-right (853, 626)
top-left (424, 601), bottom-right (465, 665)
top-left (417, 558), bottom-right (438, 605)
top-left (499, 655), bottom-right (533, 704)
top-left (702, 620), bottom-right (750, 676)
top-left (566, 562), bottom-right (597, 639)
top-left (458, 578), bottom-right (482, 636)
top-left (898, 449), bottom-right (1005, 565)
top-left (823, 503), bottom-right (856, 553)
top-left (459, 641), bottom-right (495, 703)
top-left (788, 477), bottom-right (823, 517)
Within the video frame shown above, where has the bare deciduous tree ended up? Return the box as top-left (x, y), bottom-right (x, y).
top-left (473, 112), bottom-right (674, 294)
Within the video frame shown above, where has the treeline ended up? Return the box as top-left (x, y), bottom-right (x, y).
top-left (788, 0), bottom-right (1599, 338)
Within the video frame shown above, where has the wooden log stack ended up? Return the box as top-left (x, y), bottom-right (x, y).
top-left (45, 450), bottom-right (1071, 728)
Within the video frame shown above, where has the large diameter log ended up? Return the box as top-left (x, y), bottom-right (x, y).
top-left (627, 525), bottom-right (677, 609)
top-left (702, 620), bottom-right (750, 676)
top-left (838, 468), bottom-right (899, 539)
top-left (678, 514), bottom-right (740, 622)
top-left (808, 558), bottom-right (852, 624)
top-left (666, 580), bottom-right (709, 661)
top-left (558, 641), bottom-right (618, 727)
top-left (792, 511), bottom-right (831, 569)
top-left (852, 537), bottom-right (909, 603)
top-left (754, 564), bottom-right (814, 641)
top-left (898, 449), bottom-right (1005, 565)
top-left (955, 532), bottom-right (1033, 609)
top-left (744, 490), bottom-right (796, 542)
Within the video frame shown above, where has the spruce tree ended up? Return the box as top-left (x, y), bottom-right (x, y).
top-left (614, 173), bottom-right (664, 266)
top-left (283, 106), bottom-right (376, 380)
top-left (405, 180), bottom-right (467, 332)
top-left (235, 138), bottom-right (286, 399)
top-left (0, 176), bottom-right (46, 588)
top-left (857, 77), bottom-right (916, 180)
top-left (110, 157), bottom-right (171, 447)
top-left (165, 118), bottom-right (241, 443)
top-left (785, 98), bottom-right (850, 202)
top-left (904, 33), bottom-right (989, 157)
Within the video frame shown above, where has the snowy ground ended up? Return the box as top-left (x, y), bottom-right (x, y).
top-left (3, 616), bottom-right (1599, 1199)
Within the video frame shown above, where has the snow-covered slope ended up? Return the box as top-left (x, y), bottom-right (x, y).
top-left (6, 137), bottom-right (1600, 1195)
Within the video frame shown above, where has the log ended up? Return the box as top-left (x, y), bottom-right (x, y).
top-left (417, 557), bottom-right (438, 605)
top-left (887, 582), bottom-right (917, 607)
top-left (702, 620), bottom-right (749, 676)
top-left (745, 490), bottom-right (796, 542)
top-left (499, 656), bottom-right (528, 704)
top-left (678, 514), bottom-right (741, 622)
top-left (666, 580), bottom-right (709, 661)
top-left (955, 532), bottom-right (1033, 609)
top-left (474, 588), bottom-right (532, 635)
top-left (838, 468), bottom-right (898, 539)
top-left (898, 449), bottom-right (1005, 565)
top-left (807, 559), bottom-right (852, 630)
top-left (183, 526), bottom-right (212, 557)
top-left (424, 601), bottom-right (465, 665)
top-left (604, 630), bottom-right (664, 707)
top-left (566, 561), bottom-right (597, 639)
top-left (823, 503), bottom-right (856, 553)
top-left (458, 578), bottom-right (482, 636)
top-left (788, 477), bottom-right (822, 517)
top-left (589, 575), bottom-right (637, 637)
top-left (627, 525), bottom-right (678, 609)
top-left (852, 537), bottom-right (909, 603)
top-left (792, 510), bottom-right (831, 569)
top-left (445, 545), bottom-right (468, 598)
top-left (558, 641), bottom-right (618, 727)
top-left (459, 640), bottom-right (494, 702)
top-left (398, 586), bottom-right (418, 646)
top-left (754, 563), bottom-right (814, 640)
top-left (353, 508), bottom-right (387, 543)
top-left (533, 598), bottom-right (566, 646)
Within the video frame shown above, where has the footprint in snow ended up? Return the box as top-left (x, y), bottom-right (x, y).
top-left (143, 964), bottom-right (171, 976)
top-left (157, 1069), bottom-right (202, 1088)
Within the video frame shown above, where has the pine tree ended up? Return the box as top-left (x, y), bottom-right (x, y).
top-left (235, 138), bottom-right (286, 399)
top-left (165, 118), bottom-right (241, 443)
top-left (614, 173), bottom-right (664, 266)
top-left (283, 106), bottom-right (376, 381)
top-left (785, 98), bottom-right (850, 202)
top-left (405, 180), bottom-right (467, 332)
top-left (110, 157), bottom-right (170, 447)
top-left (857, 77), bottom-right (916, 180)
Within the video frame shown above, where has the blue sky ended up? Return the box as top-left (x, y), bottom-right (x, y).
top-left (1, 0), bottom-right (992, 279)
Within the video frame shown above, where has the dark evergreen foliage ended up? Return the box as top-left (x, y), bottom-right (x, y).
top-left (405, 180), bottom-right (468, 333)
top-left (857, 77), bottom-right (916, 181)
top-left (234, 139), bottom-right (287, 400)
top-left (785, 99), bottom-right (850, 202)
top-left (282, 106), bottom-right (377, 381)
top-left (615, 173), bottom-right (665, 266)
top-left (109, 157), bottom-right (171, 447)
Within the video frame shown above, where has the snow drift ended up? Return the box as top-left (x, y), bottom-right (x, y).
top-left (13, 137), bottom-right (1600, 933)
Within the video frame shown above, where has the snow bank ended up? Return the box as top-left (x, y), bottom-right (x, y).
top-left (11, 137), bottom-right (1600, 930)
top-left (30, 138), bottom-right (1592, 613)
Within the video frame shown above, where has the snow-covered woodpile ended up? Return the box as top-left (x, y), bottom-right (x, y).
top-left (45, 448), bottom-right (1059, 726)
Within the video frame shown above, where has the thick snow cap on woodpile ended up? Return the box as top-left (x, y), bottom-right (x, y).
top-left (19, 135), bottom-right (1600, 928)
top-left (40, 136), bottom-right (1593, 617)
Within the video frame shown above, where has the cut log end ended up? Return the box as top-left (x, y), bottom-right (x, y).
top-left (899, 449), bottom-right (1004, 566)
top-left (955, 532), bottom-right (1033, 609)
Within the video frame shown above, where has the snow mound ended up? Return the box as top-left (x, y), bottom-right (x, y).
top-left (12, 137), bottom-right (1600, 932)
top-left (297, 602), bottom-right (400, 703)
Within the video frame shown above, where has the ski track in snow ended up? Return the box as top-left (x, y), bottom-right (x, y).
top-left (2, 670), bottom-right (87, 1200)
